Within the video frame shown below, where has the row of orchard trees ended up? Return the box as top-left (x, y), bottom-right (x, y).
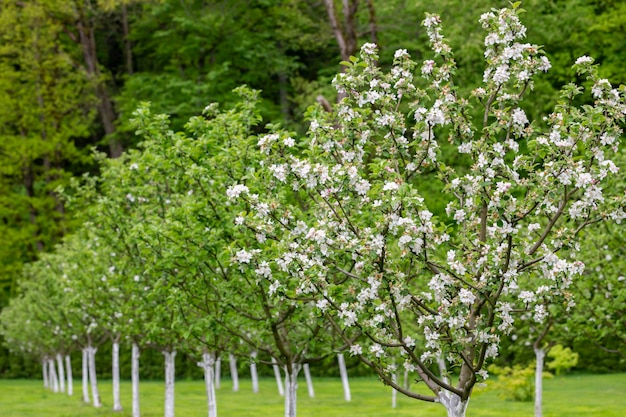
top-left (2, 6), bottom-right (626, 417)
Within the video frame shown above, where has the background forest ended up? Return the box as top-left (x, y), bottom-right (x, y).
top-left (1, 0), bottom-right (625, 379)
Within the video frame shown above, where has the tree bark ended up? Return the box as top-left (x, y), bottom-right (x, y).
top-left (49, 359), bottom-right (59, 393)
top-left (228, 353), bottom-right (239, 392)
top-left (272, 357), bottom-right (284, 396)
top-left (197, 352), bottom-right (217, 417)
top-left (163, 350), bottom-right (176, 417)
top-left (56, 354), bottom-right (66, 393)
top-left (132, 342), bottom-right (141, 417)
top-left (214, 356), bottom-right (221, 389)
top-left (250, 351), bottom-right (259, 393)
top-left (112, 339), bottom-right (122, 411)
top-left (42, 358), bottom-right (49, 389)
top-left (303, 363), bottom-right (314, 398)
top-left (73, 3), bottom-right (122, 157)
top-left (82, 348), bottom-right (90, 403)
top-left (391, 359), bottom-right (397, 408)
top-left (283, 363), bottom-right (301, 417)
top-left (337, 353), bottom-right (351, 401)
top-left (438, 391), bottom-right (469, 417)
top-left (323, 0), bottom-right (359, 63)
top-left (534, 347), bottom-right (546, 417)
top-left (65, 355), bottom-right (73, 396)
top-left (88, 345), bottom-right (101, 407)
top-left (121, 3), bottom-right (133, 75)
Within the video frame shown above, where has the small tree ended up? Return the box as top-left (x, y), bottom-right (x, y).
top-left (228, 6), bottom-right (626, 417)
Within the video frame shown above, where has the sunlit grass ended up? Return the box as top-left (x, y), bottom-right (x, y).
top-left (1, 373), bottom-right (625, 416)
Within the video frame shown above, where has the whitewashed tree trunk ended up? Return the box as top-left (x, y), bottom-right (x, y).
top-left (42, 358), bottom-right (49, 389)
top-left (65, 355), bottom-right (73, 396)
top-left (82, 348), bottom-right (90, 403)
top-left (56, 354), bottom-right (66, 393)
top-left (403, 368), bottom-right (410, 390)
top-left (197, 352), bottom-right (217, 417)
top-left (303, 364), bottom-right (314, 398)
top-left (132, 342), bottom-right (141, 417)
top-left (250, 352), bottom-right (259, 394)
top-left (214, 356), bottom-right (221, 389)
top-left (438, 391), bottom-right (469, 417)
top-left (337, 353), bottom-right (351, 401)
top-left (534, 347), bottom-right (546, 417)
top-left (283, 364), bottom-right (301, 417)
top-left (49, 359), bottom-right (59, 393)
top-left (391, 360), bottom-right (397, 408)
top-left (163, 350), bottom-right (176, 417)
top-left (272, 357), bottom-right (284, 396)
top-left (228, 353), bottom-right (239, 392)
top-left (88, 345), bottom-right (102, 407)
top-left (112, 340), bottom-right (123, 411)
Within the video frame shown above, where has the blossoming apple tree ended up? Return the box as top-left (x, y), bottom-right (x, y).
top-left (126, 88), bottom-right (341, 417)
top-left (227, 6), bottom-right (626, 417)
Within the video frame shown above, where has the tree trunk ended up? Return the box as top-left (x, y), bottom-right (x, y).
top-left (272, 357), bottom-right (284, 396)
top-left (42, 358), bottom-right (49, 389)
top-left (88, 345), bottom-right (102, 407)
top-left (534, 347), bottom-right (546, 417)
top-left (283, 363), bottom-right (301, 417)
top-left (214, 356), bottom-right (221, 389)
top-left (391, 360), bottom-right (397, 408)
top-left (56, 354), bottom-right (66, 393)
top-left (403, 368), bottom-right (410, 390)
top-left (82, 348), bottom-right (90, 403)
top-left (197, 352), bottom-right (217, 417)
top-left (438, 391), bottom-right (469, 417)
top-left (74, 6), bottom-right (122, 158)
top-left (65, 355), bottom-right (73, 396)
top-left (121, 4), bottom-right (133, 75)
top-left (337, 353), bottom-right (351, 401)
top-left (163, 350), bottom-right (176, 417)
top-left (112, 339), bottom-right (123, 411)
top-left (132, 342), bottom-right (141, 417)
top-left (250, 352), bottom-right (259, 393)
top-left (49, 359), bottom-right (59, 393)
top-left (228, 353), bottom-right (239, 392)
top-left (303, 363), bottom-right (314, 398)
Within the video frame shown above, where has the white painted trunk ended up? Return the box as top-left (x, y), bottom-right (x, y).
top-left (65, 355), bottom-right (73, 396)
top-left (403, 368), bottom-right (410, 390)
top-left (228, 353), bottom-right (239, 392)
top-left (49, 359), bottom-right (59, 393)
top-left (437, 355), bottom-right (450, 385)
top-left (88, 346), bottom-right (102, 407)
top-left (198, 352), bottom-right (217, 417)
top-left (42, 358), bottom-right (49, 389)
top-left (337, 353), bottom-right (351, 401)
top-left (534, 347), bottom-right (545, 417)
top-left (283, 364), bottom-right (301, 417)
top-left (82, 348), bottom-right (90, 403)
top-left (438, 391), bottom-right (469, 417)
top-left (163, 350), bottom-right (176, 417)
top-left (112, 341), bottom-right (123, 411)
top-left (303, 364), bottom-right (314, 398)
top-left (272, 357), bottom-right (284, 396)
top-left (214, 357), bottom-right (221, 389)
top-left (250, 352), bottom-right (259, 393)
top-left (391, 360), bottom-right (397, 409)
top-left (132, 342), bottom-right (141, 417)
top-left (56, 354), bottom-right (66, 393)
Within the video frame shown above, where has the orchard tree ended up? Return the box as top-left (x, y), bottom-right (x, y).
top-left (227, 5), bottom-right (626, 417)
top-left (123, 90), bottom-right (341, 417)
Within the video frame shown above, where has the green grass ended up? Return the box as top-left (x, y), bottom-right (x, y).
top-left (1, 374), bottom-right (625, 416)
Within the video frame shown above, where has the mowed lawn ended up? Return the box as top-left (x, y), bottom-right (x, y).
top-left (1, 374), bottom-right (625, 417)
